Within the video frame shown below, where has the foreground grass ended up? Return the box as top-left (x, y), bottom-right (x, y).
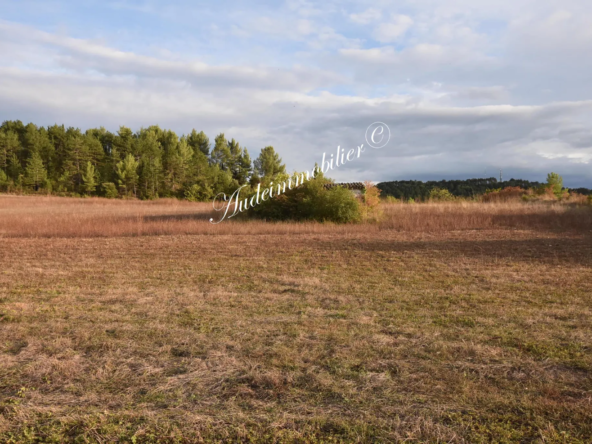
top-left (1, 196), bottom-right (591, 442)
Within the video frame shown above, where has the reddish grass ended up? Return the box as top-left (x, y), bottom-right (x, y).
top-left (1, 195), bottom-right (591, 238)
top-left (0, 194), bottom-right (591, 442)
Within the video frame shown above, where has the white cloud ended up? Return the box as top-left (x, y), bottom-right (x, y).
top-left (349, 8), bottom-right (382, 25)
top-left (373, 15), bottom-right (414, 43)
top-left (0, 21), bottom-right (346, 92)
top-left (3, 61), bottom-right (591, 185)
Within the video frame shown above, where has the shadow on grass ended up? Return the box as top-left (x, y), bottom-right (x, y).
top-left (320, 236), bottom-right (592, 266)
top-left (139, 212), bottom-right (214, 222)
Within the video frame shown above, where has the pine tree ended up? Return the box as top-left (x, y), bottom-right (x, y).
top-left (236, 147), bottom-right (253, 185)
top-left (165, 138), bottom-right (193, 193)
top-left (7, 152), bottom-right (22, 182)
top-left (25, 152), bottom-right (47, 190)
top-left (23, 123), bottom-right (40, 157)
top-left (85, 133), bottom-right (105, 166)
top-left (254, 146), bottom-right (286, 180)
top-left (116, 154), bottom-right (139, 197)
top-left (227, 138), bottom-right (252, 184)
top-left (113, 126), bottom-right (135, 159)
top-left (82, 161), bottom-right (97, 195)
top-left (546, 172), bottom-right (565, 199)
top-left (0, 168), bottom-right (9, 189)
top-left (187, 130), bottom-right (210, 156)
top-left (47, 124), bottom-right (67, 177)
top-left (0, 130), bottom-right (21, 172)
top-left (211, 133), bottom-right (232, 170)
top-left (137, 130), bottom-right (162, 199)
top-left (62, 133), bottom-right (93, 192)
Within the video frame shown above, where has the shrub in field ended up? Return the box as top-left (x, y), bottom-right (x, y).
top-left (250, 174), bottom-right (361, 223)
top-left (564, 191), bottom-right (589, 204)
top-left (316, 185), bottom-right (362, 223)
top-left (534, 185), bottom-right (563, 201)
top-left (483, 186), bottom-right (528, 202)
top-left (546, 172), bottom-right (565, 199)
top-left (530, 173), bottom-right (569, 201)
top-left (82, 162), bottom-right (97, 195)
top-left (360, 182), bottom-right (383, 222)
top-left (429, 187), bottom-right (455, 201)
top-left (383, 195), bottom-right (400, 204)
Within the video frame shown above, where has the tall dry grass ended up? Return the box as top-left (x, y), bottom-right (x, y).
top-left (0, 194), bottom-right (591, 238)
top-left (380, 200), bottom-right (592, 232)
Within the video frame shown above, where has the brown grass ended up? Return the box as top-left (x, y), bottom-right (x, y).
top-left (1, 195), bottom-right (591, 238)
top-left (1, 195), bottom-right (591, 442)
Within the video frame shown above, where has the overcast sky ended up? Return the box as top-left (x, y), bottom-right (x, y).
top-left (1, 0), bottom-right (591, 186)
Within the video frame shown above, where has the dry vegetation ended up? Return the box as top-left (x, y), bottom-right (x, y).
top-left (0, 194), bottom-right (591, 237)
top-left (1, 195), bottom-right (591, 443)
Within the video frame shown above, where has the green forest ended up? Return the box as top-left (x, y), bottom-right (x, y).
top-left (0, 120), bottom-right (287, 200)
top-left (377, 178), bottom-right (592, 200)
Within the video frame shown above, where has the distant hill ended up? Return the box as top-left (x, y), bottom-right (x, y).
top-left (376, 178), bottom-right (592, 200)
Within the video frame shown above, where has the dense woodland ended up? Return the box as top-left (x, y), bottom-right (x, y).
top-left (377, 178), bottom-right (592, 200)
top-left (0, 120), bottom-right (286, 200)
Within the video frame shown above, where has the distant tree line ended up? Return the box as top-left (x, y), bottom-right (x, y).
top-left (0, 120), bottom-right (286, 200)
top-left (377, 178), bottom-right (592, 200)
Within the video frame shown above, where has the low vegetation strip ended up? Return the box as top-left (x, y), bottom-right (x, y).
top-left (1, 196), bottom-right (591, 238)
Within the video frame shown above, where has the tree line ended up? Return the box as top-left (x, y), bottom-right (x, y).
top-left (3, 120), bottom-right (589, 203)
top-left (376, 178), bottom-right (592, 200)
top-left (0, 120), bottom-right (287, 200)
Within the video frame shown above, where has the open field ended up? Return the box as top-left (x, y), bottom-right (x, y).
top-left (1, 195), bottom-right (591, 442)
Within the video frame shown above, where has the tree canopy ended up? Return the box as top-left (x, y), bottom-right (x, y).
top-left (0, 120), bottom-right (286, 200)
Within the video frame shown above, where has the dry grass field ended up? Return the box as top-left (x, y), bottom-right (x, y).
top-left (1, 195), bottom-right (591, 443)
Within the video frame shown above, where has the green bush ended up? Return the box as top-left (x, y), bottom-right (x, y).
top-left (429, 187), bottom-right (455, 201)
top-left (184, 183), bottom-right (213, 202)
top-left (102, 182), bottom-right (119, 199)
top-left (546, 172), bottom-right (564, 199)
top-left (316, 185), bottom-right (361, 223)
top-left (250, 174), bottom-right (361, 223)
top-left (384, 195), bottom-right (399, 204)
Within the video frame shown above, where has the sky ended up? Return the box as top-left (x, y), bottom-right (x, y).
top-left (1, 0), bottom-right (591, 186)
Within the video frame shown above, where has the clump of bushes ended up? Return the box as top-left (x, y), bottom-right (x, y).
top-left (184, 183), bottom-right (214, 202)
top-left (360, 181), bottom-right (383, 222)
top-left (383, 195), bottom-right (400, 204)
top-left (250, 174), bottom-right (361, 223)
top-left (429, 187), bottom-right (455, 202)
top-left (481, 173), bottom-right (585, 203)
top-left (248, 175), bottom-right (382, 223)
top-left (482, 186), bottom-right (528, 202)
top-left (528, 172), bottom-right (571, 201)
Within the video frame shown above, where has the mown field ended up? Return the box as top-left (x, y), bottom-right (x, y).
top-left (1, 195), bottom-right (591, 443)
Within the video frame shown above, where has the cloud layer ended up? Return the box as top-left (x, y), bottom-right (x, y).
top-left (0, 0), bottom-right (591, 186)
